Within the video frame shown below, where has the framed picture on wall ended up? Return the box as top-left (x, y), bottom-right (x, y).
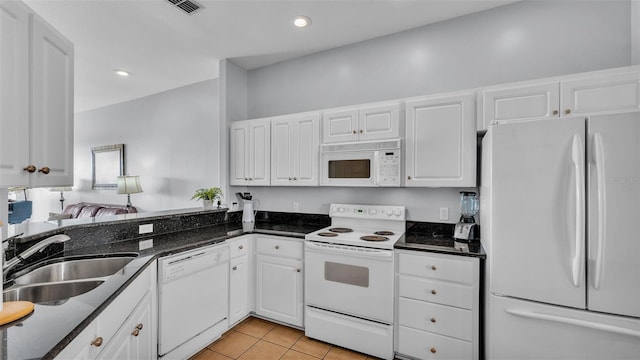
top-left (91, 144), bottom-right (125, 189)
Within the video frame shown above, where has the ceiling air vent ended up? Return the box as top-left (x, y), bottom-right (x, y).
top-left (166, 0), bottom-right (203, 15)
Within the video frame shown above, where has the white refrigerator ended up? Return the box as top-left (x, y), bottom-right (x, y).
top-left (480, 111), bottom-right (640, 359)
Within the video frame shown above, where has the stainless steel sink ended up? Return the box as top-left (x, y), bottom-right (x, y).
top-left (3, 255), bottom-right (137, 304)
top-left (3, 280), bottom-right (105, 304)
top-left (12, 256), bottom-right (136, 285)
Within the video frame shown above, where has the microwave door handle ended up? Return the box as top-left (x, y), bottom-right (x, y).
top-left (373, 151), bottom-right (380, 186)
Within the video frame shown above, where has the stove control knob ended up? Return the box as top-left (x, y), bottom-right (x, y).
top-left (386, 209), bottom-right (394, 216)
top-left (338, 207), bottom-right (345, 213)
top-left (368, 209), bottom-right (377, 215)
top-left (394, 208), bottom-right (403, 217)
top-left (330, 206), bottom-right (338, 214)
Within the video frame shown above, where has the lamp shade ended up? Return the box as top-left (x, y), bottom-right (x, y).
top-left (117, 176), bottom-right (143, 195)
top-left (49, 187), bottom-right (73, 192)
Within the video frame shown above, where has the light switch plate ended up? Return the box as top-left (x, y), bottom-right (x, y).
top-left (439, 207), bottom-right (449, 221)
top-left (139, 239), bottom-right (153, 250)
top-left (139, 224), bottom-right (153, 234)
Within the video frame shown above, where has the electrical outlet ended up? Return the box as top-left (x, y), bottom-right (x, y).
top-left (292, 202), bottom-right (300, 212)
top-left (439, 207), bottom-right (449, 221)
top-left (139, 224), bottom-right (153, 234)
top-left (139, 239), bottom-right (153, 250)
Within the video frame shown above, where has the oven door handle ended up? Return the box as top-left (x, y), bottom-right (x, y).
top-left (305, 241), bottom-right (394, 259)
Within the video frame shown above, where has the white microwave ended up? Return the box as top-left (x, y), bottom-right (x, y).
top-left (320, 139), bottom-right (401, 187)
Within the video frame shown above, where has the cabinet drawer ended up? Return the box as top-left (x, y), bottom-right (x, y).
top-left (256, 236), bottom-right (303, 259)
top-left (399, 275), bottom-right (473, 309)
top-left (398, 325), bottom-right (472, 360)
top-left (229, 236), bottom-right (250, 259)
top-left (398, 297), bottom-right (472, 341)
top-left (398, 252), bottom-right (474, 284)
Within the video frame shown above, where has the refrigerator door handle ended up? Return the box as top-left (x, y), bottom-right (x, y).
top-left (506, 309), bottom-right (640, 339)
top-left (593, 133), bottom-right (607, 290)
top-left (571, 134), bottom-right (585, 288)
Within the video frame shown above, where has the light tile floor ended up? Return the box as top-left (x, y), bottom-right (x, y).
top-left (190, 316), bottom-right (383, 360)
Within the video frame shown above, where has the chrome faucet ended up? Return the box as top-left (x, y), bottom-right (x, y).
top-left (3, 234), bottom-right (71, 279)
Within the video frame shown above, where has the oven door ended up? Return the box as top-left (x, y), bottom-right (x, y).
top-left (320, 150), bottom-right (378, 186)
top-left (304, 241), bottom-right (394, 323)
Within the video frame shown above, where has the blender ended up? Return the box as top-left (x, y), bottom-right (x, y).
top-left (454, 191), bottom-right (479, 241)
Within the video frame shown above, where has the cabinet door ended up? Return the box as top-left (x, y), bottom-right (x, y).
top-left (271, 116), bottom-right (293, 186)
top-left (480, 82), bottom-right (560, 129)
top-left (256, 255), bottom-right (303, 327)
top-left (291, 113), bottom-right (319, 186)
top-left (30, 14), bottom-right (74, 187)
top-left (322, 109), bottom-right (358, 143)
top-left (405, 93), bottom-right (476, 187)
top-left (230, 121), bottom-right (249, 186)
top-left (561, 71), bottom-right (640, 117)
top-left (97, 292), bottom-right (154, 360)
top-left (229, 255), bottom-right (250, 325)
top-left (249, 119), bottom-right (270, 185)
top-left (0, 1), bottom-right (30, 186)
top-left (358, 103), bottom-right (400, 141)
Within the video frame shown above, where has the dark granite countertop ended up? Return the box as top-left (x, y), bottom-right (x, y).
top-left (1, 211), bottom-right (327, 360)
top-left (395, 221), bottom-right (486, 258)
top-left (1, 211), bottom-right (486, 359)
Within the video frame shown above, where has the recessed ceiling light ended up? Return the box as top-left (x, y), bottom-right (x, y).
top-left (114, 69), bottom-right (131, 77)
top-left (293, 15), bottom-right (311, 28)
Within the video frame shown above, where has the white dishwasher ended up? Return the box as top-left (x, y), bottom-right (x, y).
top-left (158, 243), bottom-right (229, 359)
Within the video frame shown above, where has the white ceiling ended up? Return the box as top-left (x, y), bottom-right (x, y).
top-left (24, 0), bottom-right (518, 112)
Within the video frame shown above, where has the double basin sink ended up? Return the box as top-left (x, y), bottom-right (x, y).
top-left (3, 255), bottom-right (137, 305)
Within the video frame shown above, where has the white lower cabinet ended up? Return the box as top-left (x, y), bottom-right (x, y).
top-left (97, 291), bottom-right (154, 360)
top-left (229, 236), bottom-right (253, 326)
top-left (255, 236), bottom-right (304, 327)
top-left (395, 251), bottom-right (480, 360)
top-left (55, 262), bottom-right (157, 360)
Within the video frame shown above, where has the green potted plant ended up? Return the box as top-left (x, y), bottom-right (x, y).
top-left (191, 187), bottom-right (223, 210)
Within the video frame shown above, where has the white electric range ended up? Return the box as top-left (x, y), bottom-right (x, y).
top-left (304, 203), bottom-right (406, 360)
top-left (305, 203), bottom-right (406, 249)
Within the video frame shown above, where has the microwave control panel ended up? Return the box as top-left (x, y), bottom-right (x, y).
top-left (378, 150), bottom-right (400, 186)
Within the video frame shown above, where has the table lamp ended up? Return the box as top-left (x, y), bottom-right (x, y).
top-left (117, 175), bottom-right (142, 208)
top-left (49, 187), bottom-right (73, 211)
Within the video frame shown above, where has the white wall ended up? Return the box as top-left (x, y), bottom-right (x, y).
top-left (633, 0), bottom-right (640, 65)
top-left (29, 79), bottom-right (220, 221)
top-left (237, 0), bottom-right (632, 222)
top-left (247, 0), bottom-right (631, 118)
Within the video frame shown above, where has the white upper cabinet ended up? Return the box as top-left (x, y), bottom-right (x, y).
top-left (271, 112), bottom-right (320, 186)
top-left (479, 82), bottom-right (560, 129)
top-left (405, 92), bottom-right (476, 187)
top-left (322, 109), bottom-right (358, 143)
top-left (30, 12), bottom-right (74, 187)
top-left (479, 66), bottom-right (640, 130)
top-left (230, 118), bottom-right (271, 186)
top-left (0, 1), bottom-right (74, 187)
top-left (322, 103), bottom-right (400, 143)
top-left (561, 70), bottom-right (640, 117)
top-left (0, 1), bottom-right (30, 186)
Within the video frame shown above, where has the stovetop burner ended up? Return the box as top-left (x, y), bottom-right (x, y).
top-left (374, 231), bottom-right (395, 236)
top-left (317, 232), bottom-right (338, 237)
top-left (329, 227), bottom-right (353, 233)
top-left (360, 235), bottom-right (389, 242)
